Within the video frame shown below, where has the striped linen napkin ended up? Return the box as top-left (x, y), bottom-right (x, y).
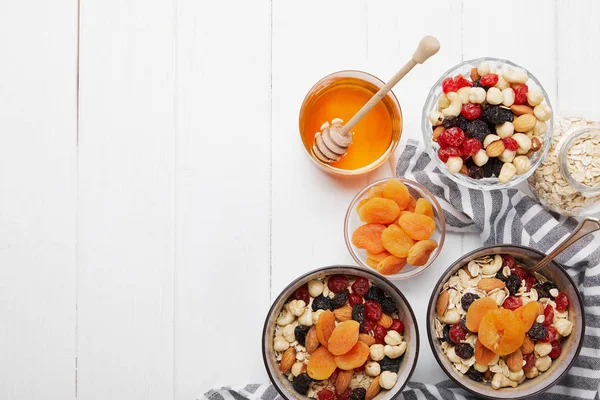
top-left (203, 139), bottom-right (600, 400)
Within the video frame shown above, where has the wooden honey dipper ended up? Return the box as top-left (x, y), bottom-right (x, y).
top-left (313, 36), bottom-right (441, 163)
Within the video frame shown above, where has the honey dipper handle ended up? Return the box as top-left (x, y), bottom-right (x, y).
top-left (341, 36), bottom-right (440, 135)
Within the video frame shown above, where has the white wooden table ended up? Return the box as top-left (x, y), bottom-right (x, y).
top-left (2, 1), bottom-right (600, 399)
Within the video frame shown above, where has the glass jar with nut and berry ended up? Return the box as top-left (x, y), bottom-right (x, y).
top-left (528, 115), bottom-right (600, 216)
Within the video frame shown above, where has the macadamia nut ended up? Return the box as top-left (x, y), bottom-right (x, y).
top-left (501, 66), bottom-right (528, 84)
top-left (499, 149), bottom-right (516, 163)
top-left (534, 104), bottom-right (552, 121)
top-left (484, 134), bottom-right (502, 148)
top-left (472, 149), bottom-right (489, 166)
top-left (307, 280), bottom-right (324, 297)
top-left (486, 87), bottom-right (504, 105)
top-left (446, 156), bottom-right (463, 174)
top-left (512, 133), bottom-right (532, 154)
top-left (498, 162), bottom-right (517, 183)
top-left (533, 120), bottom-right (548, 135)
top-left (527, 89), bottom-right (544, 107)
top-left (457, 87), bottom-right (471, 104)
top-left (513, 156), bottom-right (531, 175)
top-left (495, 74), bottom-right (510, 90)
top-left (438, 94), bottom-right (450, 110)
top-left (469, 87), bottom-right (486, 104)
top-left (477, 62), bottom-right (491, 76)
top-left (502, 88), bottom-right (515, 106)
top-left (496, 121), bottom-right (514, 138)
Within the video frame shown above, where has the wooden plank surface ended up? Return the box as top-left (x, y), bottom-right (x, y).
top-left (0, 1), bottom-right (78, 399)
top-left (76, 0), bottom-right (175, 398)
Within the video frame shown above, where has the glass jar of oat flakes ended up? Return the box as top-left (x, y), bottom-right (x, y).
top-left (528, 115), bottom-right (600, 216)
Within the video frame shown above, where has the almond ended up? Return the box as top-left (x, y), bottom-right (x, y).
top-left (358, 333), bottom-right (376, 346)
top-left (335, 370), bottom-right (353, 395)
top-left (510, 104), bottom-right (534, 116)
top-left (436, 291), bottom-right (449, 316)
top-left (513, 114), bottom-right (537, 132)
top-left (432, 126), bottom-right (445, 142)
top-left (506, 348), bottom-right (523, 372)
top-left (365, 376), bottom-right (381, 400)
top-left (521, 335), bottom-right (534, 354)
top-left (485, 140), bottom-right (505, 157)
top-left (378, 314), bottom-right (393, 329)
top-left (305, 326), bottom-right (319, 353)
top-left (280, 347), bottom-right (296, 373)
top-left (470, 67), bottom-right (480, 81)
top-left (459, 164), bottom-right (468, 175)
top-left (333, 306), bottom-right (352, 322)
top-left (477, 277), bottom-right (506, 292)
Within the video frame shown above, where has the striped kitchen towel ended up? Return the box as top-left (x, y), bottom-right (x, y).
top-left (203, 139), bottom-right (600, 400)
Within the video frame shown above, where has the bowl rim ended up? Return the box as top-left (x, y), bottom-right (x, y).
top-left (425, 244), bottom-right (586, 399)
top-left (421, 56), bottom-right (554, 190)
top-left (343, 178), bottom-right (447, 280)
top-left (262, 265), bottom-right (420, 400)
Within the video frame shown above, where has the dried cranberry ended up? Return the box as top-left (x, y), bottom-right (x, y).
top-left (461, 137), bottom-right (482, 156)
top-left (555, 292), bottom-right (569, 312)
top-left (361, 319), bottom-right (376, 333)
top-left (479, 73), bottom-right (499, 87)
top-left (549, 340), bottom-right (562, 359)
top-left (348, 293), bottom-right (363, 307)
top-left (354, 364), bottom-right (366, 373)
top-left (351, 277), bottom-right (370, 296)
top-left (328, 275), bottom-right (349, 294)
top-left (337, 389), bottom-right (351, 400)
top-left (442, 77), bottom-right (460, 94)
top-left (294, 285), bottom-right (310, 304)
top-left (448, 323), bottom-right (468, 344)
top-left (364, 300), bottom-right (382, 322)
top-left (440, 127), bottom-right (466, 147)
top-left (543, 305), bottom-right (554, 327)
top-left (453, 74), bottom-right (473, 89)
top-left (511, 266), bottom-right (528, 282)
top-left (374, 324), bottom-right (387, 344)
top-left (318, 389), bottom-right (335, 400)
top-left (503, 296), bottom-right (523, 311)
top-left (502, 137), bottom-right (519, 151)
top-left (461, 103), bottom-right (482, 120)
top-left (437, 146), bottom-right (461, 162)
top-left (389, 319), bottom-right (404, 334)
top-left (541, 325), bottom-right (558, 342)
top-left (525, 276), bottom-right (537, 291)
top-left (514, 84), bottom-right (529, 105)
top-left (330, 368), bottom-right (340, 382)
top-left (501, 254), bottom-right (516, 268)
top-left (523, 353), bottom-right (536, 371)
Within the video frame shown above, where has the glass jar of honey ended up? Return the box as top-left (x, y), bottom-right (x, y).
top-left (299, 71), bottom-right (403, 176)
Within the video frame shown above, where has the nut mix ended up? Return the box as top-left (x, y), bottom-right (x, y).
top-left (428, 61), bottom-right (551, 183)
top-left (273, 275), bottom-right (407, 399)
top-left (434, 254), bottom-right (573, 390)
top-left (351, 179), bottom-right (439, 275)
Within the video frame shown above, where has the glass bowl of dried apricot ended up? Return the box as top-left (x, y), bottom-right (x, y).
top-left (262, 266), bottom-right (419, 400)
top-left (427, 246), bottom-right (584, 399)
top-left (344, 178), bottom-right (446, 280)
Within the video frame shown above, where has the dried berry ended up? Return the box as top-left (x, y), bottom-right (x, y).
top-left (453, 74), bottom-right (473, 89)
top-left (556, 292), bottom-right (569, 312)
top-left (482, 105), bottom-right (514, 125)
top-left (353, 364), bottom-right (366, 373)
top-left (455, 343), bottom-right (475, 359)
top-left (487, 157), bottom-right (503, 177)
top-left (503, 137), bottom-right (519, 151)
top-left (437, 146), bottom-right (462, 162)
top-left (482, 159), bottom-right (495, 178)
top-left (525, 276), bottom-right (537, 291)
top-left (510, 266), bottom-right (528, 281)
top-left (337, 389), bottom-right (351, 400)
top-left (549, 340), bottom-right (562, 359)
top-left (442, 77), bottom-right (460, 94)
top-left (501, 255), bottom-right (516, 268)
top-left (380, 296), bottom-right (396, 314)
top-left (506, 274), bottom-right (521, 295)
top-left (461, 293), bottom-right (480, 311)
top-left (543, 304), bottom-right (554, 327)
top-left (466, 367), bottom-right (484, 382)
top-left (457, 115), bottom-right (470, 131)
top-left (440, 127), bottom-right (466, 147)
top-left (374, 324), bottom-right (387, 344)
top-left (468, 164), bottom-right (485, 180)
top-left (466, 119), bottom-right (490, 142)
top-left (351, 277), bottom-right (370, 296)
top-left (352, 304), bottom-right (365, 325)
top-left (541, 325), bottom-right (558, 342)
top-left (461, 103), bottom-right (482, 120)
top-left (364, 300), bottom-right (382, 322)
top-left (318, 389), bottom-right (335, 400)
top-left (328, 275), bottom-right (349, 294)
top-left (495, 271), bottom-right (508, 282)
top-left (514, 84), bottom-right (529, 105)
top-left (364, 286), bottom-right (386, 303)
top-left (533, 281), bottom-right (555, 299)
top-left (294, 325), bottom-right (310, 346)
top-left (379, 356), bottom-right (401, 373)
top-left (528, 323), bottom-right (548, 340)
top-left (389, 319), bottom-right (404, 334)
top-left (461, 137), bottom-right (482, 156)
top-left (294, 285), bottom-right (310, 304)
top-left (442, 116), bottom-right (460, 128)
top-left (448, 323), bottom-right (468, 344)
top-left (348, 293), bottom-right (363, 307)
top-left (361, 319), bottom-right (376, 333)
top-left (349, 388), bottom-right (366, 400)
top-left (292, 373), bottom-right (312, 395)
top-left (331, 290), bottom-right (349, 309)
top-left (523, 353), bottom-right (536, 371)
top-left (502, 296), bottom-right (523, 311)
top-left (312, 294), bottom-right (333, 311)
top-left (479, 73), bottom-right (499, 87)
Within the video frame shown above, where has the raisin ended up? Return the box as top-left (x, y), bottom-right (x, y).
top-left (292, 373), bottom-right (312, 395)
top-left (461, 293), bottom-right (480, 311)
top-left (461, 137), bottom-right (482, 156)
top-left (482, 159), bottom-right (496, 178)
top-left (534, 281), bottom-right (556, 300)
top-left (352, 304), bottom-right (365, 325)
top-left (506, 274), bottom-right (521, 295)
top-left (472, 79), bottom-right (483, 88)
top-left (441, 324), bottom-right (451, 343)
top-left (457, 115), bottom-right (470, 131)
top-left (380, 296), bottom-right (396, 314)
top-left (495, 271), bottom-right (508, 282)
top-left (468, 164), bottom-right (485, 180)
top-left (331, 290), bottom-right (349, 309)
top-left (482, 105), bottom-right (514, 125)
top-left (364, 300), bottom-right (382, 322)
top-left (528, 322), bottom-right (548, 340)
top-left (466, 119), bottom-right (490, 142)
top-left (364, 286), bottom-right (386, 303)
top-left (503, 137), bottom-right (519, 151)
top-left (337, 389), bottom-right (351, 400)
top-left (294, 325), bottom-right (310, 346)
top-left (461, 103), bottom-right (482, 120)
top-left (491, 158), bottom-right (504, 177)
top-left (349, 388), bottom-right (366, 400)
top-left (442, 116), bottom-right (460, 128)
top-left (455, 343), bottom-right (475, 359)
top-left (328, 275), bottom-right (349, 294)
top-left (555, 292), bottom-right (569, 312)
top-left (379, 356), bottom-right (401, 373)
top-left (479, 73), bottom-right (499, 87)
top-left (439, 127), bottom-right (466, 147)
top-left (312, 294), bottom-right (333, 311)
top-left (438, 146), bottom-right (462, 162)
top-left (466, 367), bottom-right (484, 382)
top-left (351, 277), bottom-right (370, 296)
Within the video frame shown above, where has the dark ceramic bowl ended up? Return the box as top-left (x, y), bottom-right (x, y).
top-left (263, 265), bottom-right (419, 400)
top-left (427, 245), bottom-right (585, 399)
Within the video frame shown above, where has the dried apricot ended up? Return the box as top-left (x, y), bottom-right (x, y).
top-left (366, 251), bottom-right (391, 262)
top-left (307, 346), bottom-right (337, 380)
top-left (514, 301), bottom-right (542, 331)
top-left (397, 213), bottom-right (435, 241)
top-left (358, 198), bottom-right (400, 224)
top-left (377, 255), bottom-right (407, 275)
top-left (382, 179), bottom-right (410, 210)
top-left (414, 198), bottom-right (434, 218)
top-left (368, 185), bottom-right (384, 199)
top-left (466, 297), bottom-right (498, 332)
top-left (316, 310), bottom-right (336, 347)
top-left (381, 225), bottom-right (414, 258)
top-left (351, 224), bottom-right (386, 254)
top-left (333, 341), bottom-right (370, 370)
top-left (405, 196), bottom-right (417, 212)
top-left (356, 198), bottom-right (369, 213)
top-left (475, 338), bottom-right (497, 365)
top-left (365, 258), bottom-right (379, 269)
top-left (406, 239), bottom-right (438, 266)
top-left (478, 309), bottom-right (525, 355)
top-left (328, 320), bottom-right (360, 355)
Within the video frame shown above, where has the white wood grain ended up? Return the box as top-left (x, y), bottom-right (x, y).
top-left (173, 1), bottom-right (272, 398)
top-left (0, 1), bottom-right (78, 399)
top-left (77, 0), bottom-right (175, 398)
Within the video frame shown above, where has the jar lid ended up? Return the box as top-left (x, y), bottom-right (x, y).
top-left (559, 128), bottom-right (600, 196)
